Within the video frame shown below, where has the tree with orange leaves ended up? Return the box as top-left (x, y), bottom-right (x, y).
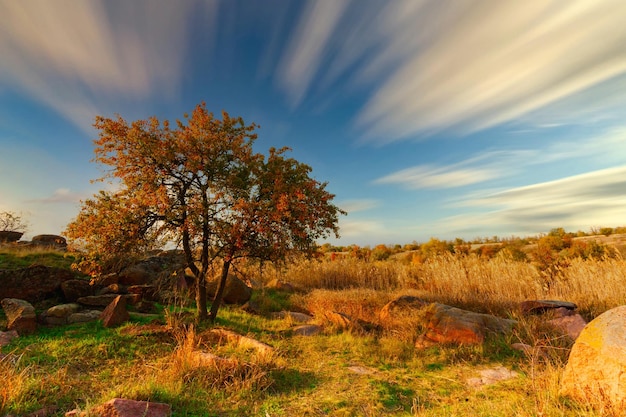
top-left (66, 103), bottom-right (343, 322)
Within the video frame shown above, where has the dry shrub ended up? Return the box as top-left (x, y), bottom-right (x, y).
top-left (0, 355), bottom-right (28, 413)
top-left (550, 257), bottom-right (626, 317)
top-left (166, 326), bottom-right (274, 392)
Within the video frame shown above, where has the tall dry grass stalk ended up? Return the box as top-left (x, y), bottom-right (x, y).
top-left (260, 253), bottom-right (625, 319)
top-left (0, 355), bottom-right (29, 413)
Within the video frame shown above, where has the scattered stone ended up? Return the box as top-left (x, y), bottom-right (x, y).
top-left (418, 303), bottom-right (517, 346)
top-left (379, 295), bottom-right (428, 322)
top-left (100, 296), bottom-right (130, 328)
top-left (61, 279), bottom-right (94, 302)
top-left (77, 294), bottom-right (138, 307)
top-left (97, 284), bottom-right (125, 296)
top-left (208, 275), bottom-right (253, 305)
top-left (68, 310), bottom-right (102, 324)
top-left (271, 311), bottom-right (313, 323)
top-left (292, 324), bottom-right (323, 336)
top-left (1, 298), bottom-right (37, 334)
top-left (206, 328), bottom-right (274, 356)
top-left (90, 398), bottom-right (171, 417)
top-left (0, 330), bottom-right (19, 347)
top-left (520, 300), bottom-right (577, 315)
top-left (547, 313), bottom-right (587, 340)
top-left (347, 365), bottom-right (376, 375)
top-left (0, 265), bottom-right (75, 303)
top-left (466, 366), bottom-right (518, 388)
top-left (91, 273), bottom-right (119, 288)
top-left (561, 305), bottom-right (626, 412)
top-left (118, 264), bottom-right (152, 286)
top-left (40, 303), bottom-right (81, 326)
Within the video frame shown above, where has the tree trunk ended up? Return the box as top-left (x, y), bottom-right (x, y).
top-left (208, 259), bottom-right (231, 323)
top-left (195, 271), bottom-right (208, 322)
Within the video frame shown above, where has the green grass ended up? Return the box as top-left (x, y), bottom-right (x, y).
top-left (0, 247), bottom-right (78, 270)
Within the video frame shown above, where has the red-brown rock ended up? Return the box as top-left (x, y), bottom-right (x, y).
top-left (100, 296), bottom-right (130, 328)
top-left (1, 298), bottom-right (37, 335)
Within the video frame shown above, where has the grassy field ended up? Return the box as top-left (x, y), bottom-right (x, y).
top-left (1, 245), bottom-right (625, 416)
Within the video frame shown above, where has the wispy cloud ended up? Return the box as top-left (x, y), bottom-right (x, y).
top-left (375, 165), bottom-right (498, 189)
top-left (275, 0), bottom-right (626, 141)
top-left (446, 165), bottom-right (626, 235)
top-left (277, 0), bottom-right (349, 107)
top-left (338, 199), bottom-right (379, 213)
top-left (0, 0), bottom-right (214, 131)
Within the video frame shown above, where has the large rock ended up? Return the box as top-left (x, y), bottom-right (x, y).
top-left (1, 298), bottom-right (37, 334)
top-left (61, 279), bottom-right (94, 302)
top-left (0, 231), bottom-right (23, 243)
top-left (40, 303), bottom-right (81, 326)
top-left (90, 398), bottom-right (171, 417)
top-left (208, 275), bottom-right (252, 305)
top-left (77, 294), bottom-right (139, 307)
top-left (417, 303), bottom-right (517, 346)
top-left (100, 296), bottom-right (130, 328)
top-left (561, 306), bottom-right (626, 411)
top-left (68, 310), bottom-right (101, 324)
top-left (31, 234), bottom-right (67, 248)
top-left (0, 265), bottom-right (75, 303)
top-left (520, 300), bottom-right (577, 315)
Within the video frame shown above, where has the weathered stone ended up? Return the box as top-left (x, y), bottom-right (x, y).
top-left (0, 231), bottom-right (23, 243)
top-left (379, 295), bottom-right (428, 322)
top-left (0, 265), bottom-right (75, 303)
top-left (100, 296), bottom-right (130, 328)
top-left (77, 294), bottom-right (138, 307)
top-left (419, 303), bottom-right (516, 346)
top-left (206, 328), bottom-right (274, 356)
top-left (91, 273), bottom-right (119, 287)
top-left (1, 298), bottom-right (37, 334)
top-left (61, 279), bottom-right (94, 302)
top-left (0, 330), bottom-right (19, 347)
top-left (97, 284), bottom-right (125, 296)
top-left (90, 398), bottom-right (171, 417)
top-left (118, 264), bottom-right (152, 286)
top-left (561, 305), bottom-right (626, 412)
top-left (208, 275), bottom-right (253, 305)
top-left (520, 300), bottom-right (578, 315)
top-left (292, 324), bottom-right (323, 336)
top-left (67, 310), bottom-right (101, 324)
top-left (547, 313), bottom-right (587, 340)
top-left (271, 311), bottom-right (313, 323)
top-left (127, 285), bottom-right (156, 300)
top-left (40, 303), bottom-right (81, 325)
top-left (31, 234), bottom-right (67, 248)
top-left (466, 366), bottom-right (518, 388)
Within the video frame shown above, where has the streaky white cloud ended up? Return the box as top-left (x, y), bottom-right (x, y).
top-left (448, 165), bottom-right (626, 236)
top-left (0, 0), bottom-right (215, 131)
top-left (277, 0), bottom-right (350, 107)
top-left (337, 219), bottom-right (384, 238)
top-left (375, 165), bottom-right (498, 189)
top-left (338, 199), bottom-right (379, 213)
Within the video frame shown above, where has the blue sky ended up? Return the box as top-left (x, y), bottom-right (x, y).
top-left (2, 0), bottom-right (626, 246)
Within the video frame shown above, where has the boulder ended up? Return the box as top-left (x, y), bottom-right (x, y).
top-left (547, 314), bottom-right (587, 340)
top-left (40, 303), bottom-right (81, 326)
top-left (100, 296), bottom-right (130, 328)
top-left (91, 273), bottom-right (119, 287)
top-left (417, 303), bottom-right (517, 346)
top-left (379, 295), bottom-right (428, 322)
top-left (118, 264), bottom-right (151, 286)
top-left (520, 300), bottom-right (577, 315)
top-left (1, 298), bottom-right (37, 334)
top-left (271, 311), bottom-right (313, 323)
top-left (0, 265), bottom-right (75, 303)
top-left (266, 278), bottom-right (296, 293)
top-left (0, 231), bottom-right (23, 243)
top-left (61, 279), bottom-right (94, 302)
top-left (208, 275), bottom-right (252, 305)
top-left (77, 294), bottom-right (139, 307)
top-left (68, 310), bottom-right (101, 324)
top-left (31, 234), bottom-right (67, 248)
top-left (126, 285), bottom-right (156, 301)
top-left (561, 305), bottom-right (626, 411)
top-left (292, 324), bottom-right (323, 336)
top-left (90, 398), bottom-right (171, 417)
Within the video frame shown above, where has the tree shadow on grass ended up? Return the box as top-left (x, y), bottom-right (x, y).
top-left (268, 368), bottom-right (319, 394)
